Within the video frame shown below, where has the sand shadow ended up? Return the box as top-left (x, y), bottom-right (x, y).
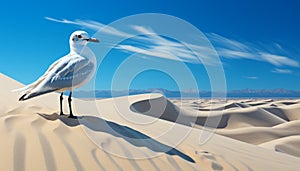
top-left (130, 99), bottom-right (229, 128)
top-left (38, 113), bottom-right (195, 163)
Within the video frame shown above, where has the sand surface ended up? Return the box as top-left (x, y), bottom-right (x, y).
top-left (171, 98), bottom-right (300, 158)
top-left (1, 73), bottom-right (300, 171)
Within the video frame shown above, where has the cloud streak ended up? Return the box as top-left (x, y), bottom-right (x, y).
top-left (272, 68), bottom-right (292, 74)
top-left (45, 17), bottom-right (299, 69)
top-left (45, 17), bottom-right (132, 37)
top-left (208, 33), bottom-right (299, 68)
top-left (244, 76), bottom-right (258, 80)
top-left (45, 17), bottom-right (217, 65)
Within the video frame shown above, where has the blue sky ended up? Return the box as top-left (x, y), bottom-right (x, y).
top-left (1, 0), bottom-right (300, 92)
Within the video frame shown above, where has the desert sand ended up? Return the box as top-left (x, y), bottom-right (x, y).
top-left (1, 73), bottom-right (300, 171)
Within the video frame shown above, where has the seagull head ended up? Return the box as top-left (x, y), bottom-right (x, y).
top-left (70, 30), bottom-right (99, 45)
top-left (69, 30), bottom-right (99, 53)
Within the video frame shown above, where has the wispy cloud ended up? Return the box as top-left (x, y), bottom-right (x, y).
top-left (259, 53), bottom-right (298, 67)
top-left (121, 26), bottom-right (216, 64)
top-left (272, 68), bottom-right (292, 74)
top-left (45, 17), bottom-right (218, 65)
top-left (45, 17), bottom-right (132, 37)
top-left (208, 33), bottom-right (299, 68)
top-left (45, 17), bottom-right (299, 68)
top-left (115, 45), bottom-right (179, 61)
top-left (208, 33), bottom-right (250, 52)
top-left (244, 76), bottom-right (258, 80)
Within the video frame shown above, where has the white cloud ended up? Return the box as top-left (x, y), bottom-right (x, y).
top-left (115, 45), bottom-right (179, 61)
top-left (45, 17), bottom-right (299, 68)
top-left (46, 17), bottom-right (208, 64)
top-left (208, 33), bottom-right (250, 51)
top-left (274, 43), bottom-right (284, 51)
top-left (259, 53), bottom-right (299, 67)
top-left (244, 76), bottom-right (258, 79)
top-left (216, 48), bottom-right (257, 60)
top-left (45, 17), bottom-right (132, 37)
top-left (272, 68), bottom-right (292, 74)
top-left (209, 33), bottom-right (299, 68)
top-left (45, 17), bottom-right (75, 24)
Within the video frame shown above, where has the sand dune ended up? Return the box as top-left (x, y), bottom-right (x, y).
top-left (1, 73), bottom-right (300, 170)
top-left (216, 121), bottom-right (300, 145)
top-left (171, 98), bottom-right (300, 158)
top-left (260, 135), bottom-right (300, 157)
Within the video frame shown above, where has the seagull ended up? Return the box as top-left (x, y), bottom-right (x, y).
top-left (14, 30), bottom-right (99, 118)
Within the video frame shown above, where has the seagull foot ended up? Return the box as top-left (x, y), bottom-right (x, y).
top-left (68, 115), bottom-right (78, 119)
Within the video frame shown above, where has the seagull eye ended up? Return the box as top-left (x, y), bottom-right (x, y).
top-left (78, 35), bottom-right (82, 38)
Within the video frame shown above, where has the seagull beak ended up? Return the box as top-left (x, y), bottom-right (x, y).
top-left (87, 38), bottom-right (99, 43)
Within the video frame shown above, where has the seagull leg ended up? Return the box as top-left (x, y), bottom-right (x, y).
top-left (60, 92), bottom-right (64, 115)
top-left (68, 91), bottom-right (77, 118)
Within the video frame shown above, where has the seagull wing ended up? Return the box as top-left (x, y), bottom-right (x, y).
top-left (12, 56), bottom-right (67, 93)
top-left (50, 56), bottom-right (92, 82)
top-left (18, 55), bottom-right (95, 100)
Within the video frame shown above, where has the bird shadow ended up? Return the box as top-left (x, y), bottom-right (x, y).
top-left (37, 113), bottom-right (195, 163)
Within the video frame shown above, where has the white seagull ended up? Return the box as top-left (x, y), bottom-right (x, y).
top-left (14, 30), bottom-right (99, 118)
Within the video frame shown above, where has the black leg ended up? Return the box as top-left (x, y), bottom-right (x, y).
top-left (60, 92), bottom-right (64, 115)
top-left (68, 91), bottom-right (76, 118)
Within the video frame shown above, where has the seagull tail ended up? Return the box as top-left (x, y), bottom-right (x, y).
top-left (11, 81), bottom-right (39, 93)
top-left (19, 93), bottom-right (28, 101)
top-left (12, 75), bottom-right (46, 93)
top-left (12, 86), bottom-right (31, 93)
top-left (18, 89), bottom-right (57, 101)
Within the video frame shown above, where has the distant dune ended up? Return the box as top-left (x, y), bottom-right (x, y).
top-left (75, 88), bottom-right (300, 98)
top-left (171, 98), bottom-right (300, 157)
top-left (1, 73), bottom-right (300, 170)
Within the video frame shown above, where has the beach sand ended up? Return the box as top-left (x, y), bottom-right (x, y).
top-left (1, 73), bottom-right (300, 170)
